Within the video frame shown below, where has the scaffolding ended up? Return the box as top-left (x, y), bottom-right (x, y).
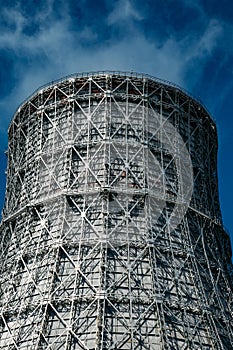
top-left (0, 72), bottom-right (232, 349)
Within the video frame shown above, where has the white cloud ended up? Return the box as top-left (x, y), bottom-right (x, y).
top-left (195, 19), bottom-right (222, 56)
top-left (107, 0), bottom-right (143, 24)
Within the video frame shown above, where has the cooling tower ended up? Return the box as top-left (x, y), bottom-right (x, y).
top-left (0, 72), bottom-right (232, 349)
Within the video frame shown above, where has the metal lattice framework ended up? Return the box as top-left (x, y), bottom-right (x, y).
top-left (0, 72), bottom-right (232, 349)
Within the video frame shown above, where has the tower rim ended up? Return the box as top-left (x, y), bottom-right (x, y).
top-left (9, 70), bottom-right (216, 130)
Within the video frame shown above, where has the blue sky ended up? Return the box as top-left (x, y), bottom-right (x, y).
top-left (0, 0), bottom-right (232, 249)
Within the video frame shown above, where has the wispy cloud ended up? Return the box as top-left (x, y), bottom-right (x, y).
top-left (195, 19), bottom-right (222, 56)
top-left (107, 0), bottom-right (143, 24)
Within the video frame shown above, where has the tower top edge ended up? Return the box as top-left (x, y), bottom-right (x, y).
top-left (10, 70), bottom-right (216, 128)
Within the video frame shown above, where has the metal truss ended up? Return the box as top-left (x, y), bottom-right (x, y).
top-left (0, 72), bottom-right (232, 349)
